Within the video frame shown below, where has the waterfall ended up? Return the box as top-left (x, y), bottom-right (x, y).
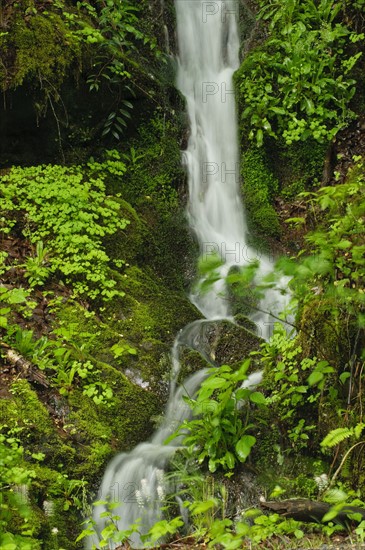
top-left (177, 0), bottom-right (287, 334)
top-left (177, 0), bottom-right (244, 321)
top-left (87, 1), bottom-right (288, 547)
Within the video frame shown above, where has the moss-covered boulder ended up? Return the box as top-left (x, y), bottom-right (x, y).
top-left (172, 318), bottom-right (262, 375)
top-left (204, 320), bottom-right (263, 365)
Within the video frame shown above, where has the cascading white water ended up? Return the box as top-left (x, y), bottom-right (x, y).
top-left (88, 1), bottom-right (288, 547)
top-left (177, 0), bottom-right (287, 334)
top-left (177, 0), bottom-right (244, 320)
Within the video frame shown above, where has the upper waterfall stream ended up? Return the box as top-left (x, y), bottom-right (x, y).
top-left (88, 2), bottom-right (288, 547)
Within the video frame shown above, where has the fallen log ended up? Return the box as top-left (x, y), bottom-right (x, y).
top-left (1, 342), bottom-right (50, 387)
top-left (261, 499), bottom-right (365, 526)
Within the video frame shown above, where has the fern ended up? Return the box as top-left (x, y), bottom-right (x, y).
top-left (321, 427), bottom-right (354, 448)
top-left (322, 423), bottom-right (365, 449)
top-left (354, 423), bottom-right (365, 439)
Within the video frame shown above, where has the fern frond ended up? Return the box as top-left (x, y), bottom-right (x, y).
top-left (321, 427), bottom-right (353, 448)
top-left (354, 423), bottom-right (365, 439)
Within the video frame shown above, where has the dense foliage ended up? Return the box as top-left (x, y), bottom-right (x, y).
top-left (1, 0), bottom-right (365, 548)
top-left (0, 152), bottom-right (128, 299)
top-left (236, 0), bottom-right (365, 146)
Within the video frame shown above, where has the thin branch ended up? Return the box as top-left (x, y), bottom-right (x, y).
top-left (347, 327), bottom-right (361, 409)
top-left (0, 341), bottom-right (50, 387)
top-left (329, 441), bottom-right (365, 488)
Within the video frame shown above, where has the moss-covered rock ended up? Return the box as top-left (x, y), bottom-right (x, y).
top-left (0, 380), bottom-right (75, 468)
top-left (54, 286), bottom-right (199, 401)
top-left (173, 319), bottom-right (262, 369)
top-left (102, 111), bottom-right (196, 290)
top-left (204, 320), bottom-right (263, 365)
top-left (177, 348), bottom-right (211, 384)
top-left (0, 381), bottom-right (88, 549)
top-left (0, 11), bottom-right (80, 92)
top-left (67, 369), bottom-right (160, 479)
top-left (102, 266), bottom-right (200, 342)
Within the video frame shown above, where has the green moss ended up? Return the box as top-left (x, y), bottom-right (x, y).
top-left (105, 268), bottom-right (199, 387)
top-left (178, 349), bottom-right (211, 383)
top-left (180, 320), bottom-right (262, 369)
top-left (53, 304), bottom-right (162, 442)
top-left (139, 204), bottom-right (198, 290)
top-left (114, 114), bottom-right (183, 211)
top-left (211, 321), bottom-right (263, 365)
top-left (298, 299), bottom-right (351, 370)
top-left (233, 314), bottom-right (258, 333)
top-left (0, 358), bottom-right (160, 545)
top-left (0, 382), bottom-right (91, 548)
top-left (267, 138), bottom-right (326, 199)
top-left (103, 146), bottom-right (195, 292)
top-left (103, 266), bottom-right (199, 343)
top-left (241, 147), bottom-right (281, 238)
top-left (0, 380), bottom-right (75, 467)
top-left (53, 270), bottom-right (198, 402)
top-left (1, 12), bottom-right (80, 92)
top-left (65, 379), bottom-right (159, 484)
top-left (104, 199), bottom-right (149, 265)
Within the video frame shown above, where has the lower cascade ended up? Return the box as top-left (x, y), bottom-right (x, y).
top-left (88, 1), bottom-right (288, 547)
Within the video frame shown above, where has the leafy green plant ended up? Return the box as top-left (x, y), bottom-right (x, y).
top-left (52, 322), bottom-right (97, 362)
top-left (0, 286), bottom-right (35, 329)
top-left (281, 157), bottom-right (365, 323)
top-left (315, 485), bottom-right (365, 540)
top-left (48, 474), bottom-right (88, 512)
top-left (322, 424), bottom-right (365, 449)
top-left (236, 0), bottom-right (364, 145)
top-left (3, 317), bottom-right (114, 405)
top-left (0, 155), bottom-right (129, 300)
top-left (0, 427), bottom-right (38, 549)
top-left (166, 458), bottom-right (229, 540)
top-left (244, 512), bottom-right (305, 545)
top-left (259, 323), bottom-right (335, 451)
top-left (77, 500), bottom-right (141, 548)
top-left (101, 101), bottom-right (133, 140)
top-left (168, 359), bottom-right (266, 472)
top-left (53, 359), bottom-right (94, 395)
top-left (23, 241), bottom-right (51, 287)
top-left (82, 382), bottom-right (114, 407)
top-left (111, 341), bottom-right (137, 359)
top-left (321, 424), bottom-right (365, 487)
top-left (142, 517), bottom-right (184, 546)
top-left (78, 0), bottom-right (161, 141)
top-left (47, 352), bottom-right (114, 406)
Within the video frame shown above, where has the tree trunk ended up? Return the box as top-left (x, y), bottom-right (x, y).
top-left (261, 499), bottom-right (365, 526)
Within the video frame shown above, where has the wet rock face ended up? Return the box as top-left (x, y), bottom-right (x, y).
top-left (204, 320), bottom-right (263, 365)
top-left (224, 469), bottom-right (265, 519)
top-left (176, 318), bottom-right (262, 384)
